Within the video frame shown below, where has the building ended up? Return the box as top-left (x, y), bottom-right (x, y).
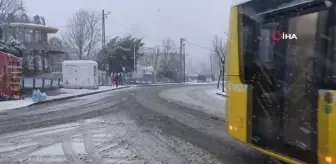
top-left (0, 13), bottom-right (65, 75)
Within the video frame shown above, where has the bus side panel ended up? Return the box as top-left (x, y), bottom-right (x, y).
top-left (226, 7), bottom-right (250, 143)
top-left (318, 90), bottom-right (336, 164)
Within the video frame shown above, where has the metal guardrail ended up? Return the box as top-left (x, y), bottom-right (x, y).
top-left (21, 77), bottom-right (62, 89)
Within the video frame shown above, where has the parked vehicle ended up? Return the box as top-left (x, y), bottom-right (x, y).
top-left (62, 60), bottom-right (98, 89)
top-left (197, 75), bottom-right (206, 83)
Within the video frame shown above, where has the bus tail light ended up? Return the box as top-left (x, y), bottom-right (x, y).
top-left (228, 125), bottom-right (238, 131)
top-left (229, 125), bottom-right (233, 130)
top-left (325, 156), bottom-right (332, 163)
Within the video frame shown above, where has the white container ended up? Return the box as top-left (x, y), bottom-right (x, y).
top-left (62, 60), bottom-right (98, 89)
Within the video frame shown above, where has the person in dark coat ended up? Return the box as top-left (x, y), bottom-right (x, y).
top-left (114, 73), bottom-right (119, 87)
top-left (110, 73), bottom-right (114, 87)
top-left (119, 73), bottom-right (123, 85)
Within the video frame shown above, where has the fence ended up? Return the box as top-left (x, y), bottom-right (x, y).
top-left (21, 77), bottom-right (62, 89)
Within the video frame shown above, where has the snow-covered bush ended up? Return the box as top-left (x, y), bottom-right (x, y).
top-left (0, 37), bottom-right (25, 57)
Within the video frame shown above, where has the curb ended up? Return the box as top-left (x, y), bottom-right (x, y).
top-left (135, 83), bottom-right (217, 87)
top-left (216, 93), bottom-right (227, 97)
top-left (30, 86), bottom-right (130, 106)
top-left (135, 83), bottom-right (181, 87)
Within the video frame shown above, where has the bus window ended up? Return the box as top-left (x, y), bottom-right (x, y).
top-left (239, 1), bottom-right (330, 163)
top-left (282, 11), bottom-right (319, 153)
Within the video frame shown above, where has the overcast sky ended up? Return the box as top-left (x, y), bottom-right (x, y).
top-left (24, 0), bottom-right (232, 71)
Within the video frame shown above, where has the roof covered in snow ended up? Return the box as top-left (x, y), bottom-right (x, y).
top-left (7, 23), bottom-right (58, 33)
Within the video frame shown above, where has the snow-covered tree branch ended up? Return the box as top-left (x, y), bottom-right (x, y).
top-left (0, 0), bottom-right (25, 21)
top-left (0, 37), bottom-right (25, 57)
top-left (63, 9), bottom-right (101, 60)
top-left (161, 38), bottom-right (177, 65)
top-left (212, 34), bottom-right (227, 91)
top-left (212, 35), bottom-right (227, 64)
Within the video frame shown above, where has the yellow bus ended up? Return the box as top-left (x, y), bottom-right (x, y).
top-left (226, 0), bottom-right (336, 163)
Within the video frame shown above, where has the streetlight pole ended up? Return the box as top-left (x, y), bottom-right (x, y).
top-left (133, 45), bottom-right (136, 72)
top-left (179, 38), bottom-right (185, 83)
top-left (210, 55), bottom-right (214, 81)
top-left (102, 9), bottom-right (111, 86)
top-left (183, 43), bottom-right (186, 82)
top-left (133, 45), bottom-right (136, 83)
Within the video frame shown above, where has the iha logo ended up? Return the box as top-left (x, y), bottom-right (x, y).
top-left (272, 31), bottom-right (297, 41)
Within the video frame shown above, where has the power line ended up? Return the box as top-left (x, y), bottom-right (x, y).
top-left (185, 40), bottom-right (212, 51)
top-left (50, 24), bottom-right (212, 52)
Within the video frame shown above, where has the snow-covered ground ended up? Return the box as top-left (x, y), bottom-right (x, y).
top-left (184, 80), bottom-right (218, 85)
top-left (0, 112), bottom-right (221, 164)
top-left (208, 88), bottom-right (226, 97)
top-left (134, 81), bottom-right (220, 86)
top-left (0, 86), bottom-right (128, 112)
top-left (159, 85), bottom-right (226, 118)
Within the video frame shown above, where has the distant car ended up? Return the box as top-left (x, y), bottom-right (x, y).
top-left (197, 75), bottom-right (206, 83)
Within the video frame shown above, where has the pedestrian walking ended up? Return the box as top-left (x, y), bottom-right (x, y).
top-left (119, 73), bottom-right (123, 85)
top-left (114, 73), bottom-right (119, 87)
top-left (110, 73), bottom-right (115, 87)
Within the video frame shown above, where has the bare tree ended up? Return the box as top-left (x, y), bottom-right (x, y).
top-left (161, 38), bottom-right (177, 65)
top-left (0, 0), bottom-right (25, 20)
top-left (151, 47), bottom-right (160, 83)
top-left (212, 34), bottom-right (227, 92)
top-left (63, 9), bottom-right (101, 60)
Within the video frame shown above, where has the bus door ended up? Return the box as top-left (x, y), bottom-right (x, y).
top-left (240, 1), bottom-right (334, 163)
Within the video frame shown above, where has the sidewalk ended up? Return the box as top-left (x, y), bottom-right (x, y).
top-left (0, 86), bottom-right (129, 112)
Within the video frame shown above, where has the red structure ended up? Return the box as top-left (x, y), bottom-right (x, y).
top-left (0, 51), bottom-right (22, 100)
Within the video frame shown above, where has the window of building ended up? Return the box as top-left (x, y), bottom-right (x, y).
top-left (35, 30), bottom-right (41, 41)
top-left (24, 30), bottom-right (33, 42)
top-left (18, 29), bottom-right (25, 41)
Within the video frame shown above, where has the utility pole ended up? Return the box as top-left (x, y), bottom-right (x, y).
top-left (133, 45), bottom-right (136, 84)
top-left (102, 10), bottom-right (106, 86)
top-left (179, 38), bottom-right (185, 83)
top-left (101, 9), bottom-right (111, 85)
top-left (102, 10), bottom-right (105, 50)
top-left (210, 55), bottom-right (214, 81)
top-left (183, 43), bottom-right (186, 82)
top-left (133, 45), bottom-right (136, 74)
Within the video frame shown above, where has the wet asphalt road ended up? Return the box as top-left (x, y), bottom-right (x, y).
top-left (0, 85), bottom-right (270, 164)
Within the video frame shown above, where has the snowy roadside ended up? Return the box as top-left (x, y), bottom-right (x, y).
top-left (133, 81), bottom-right (219, 87)
top-left (209, 88), bottom-right (227, 97)
top-left (159, 85), bottom-right (226, 118)
top-left (184, 81), bottom-right (218, 85)
top-left (0, 86), bottom-right (129, 112)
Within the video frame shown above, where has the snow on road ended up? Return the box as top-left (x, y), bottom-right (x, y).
top-left (207, 88), bottom-right (226, 97)
top-left (159, 85), bottom-right (226, 118)
top-left (0, 86), bottom-right (129, 112)
top-left (0, 112), bottom-right (221, 164)
top-left (184, 80), bottom-right (218, 85)
top-left (16, 91), bottom-right (122, 116)
top-left (47, 86), bottom-right (127, 99)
